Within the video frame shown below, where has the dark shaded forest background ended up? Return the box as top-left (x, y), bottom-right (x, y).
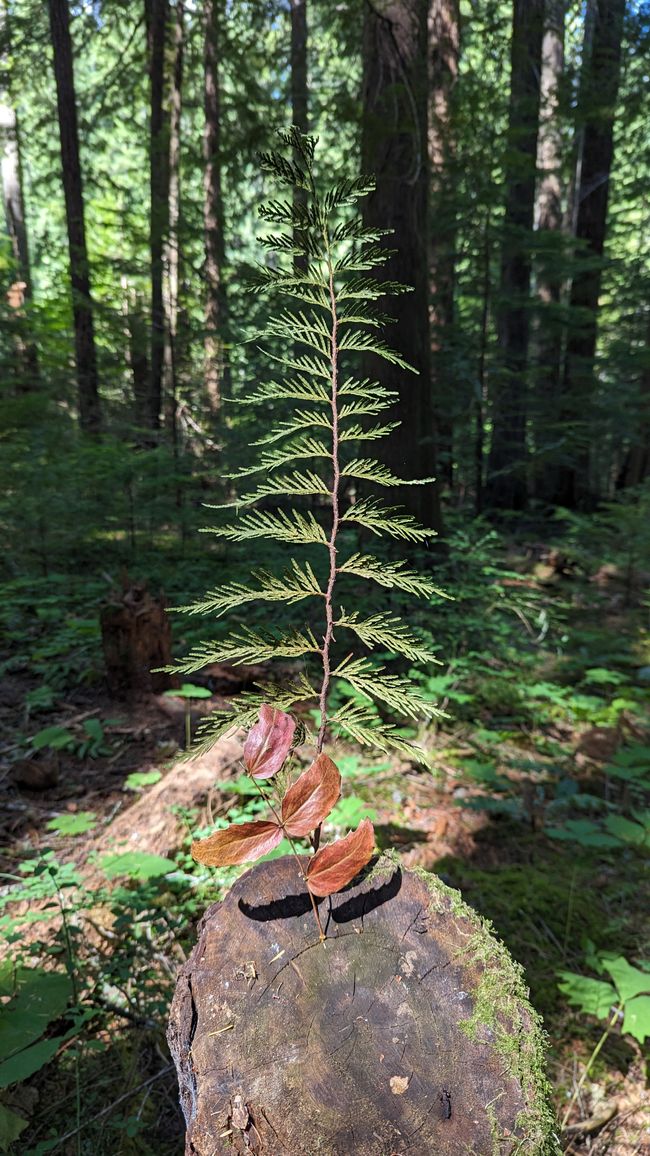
top-left (1, 0), bottom-right (650, 1154)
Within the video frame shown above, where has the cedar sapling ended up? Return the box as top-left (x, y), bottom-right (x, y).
top-left (163, 129), bottom-right (448, 938)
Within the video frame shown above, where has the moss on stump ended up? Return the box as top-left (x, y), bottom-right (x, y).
top-left (168, 854), bottom-right (559, 1155)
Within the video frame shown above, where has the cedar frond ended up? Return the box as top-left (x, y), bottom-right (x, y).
top-left (235, 378), bottom-right (329, 406)
top-left (335, 610), bottom-right (440, 664)
top-left (176, 559), bottom-right (323, 617)
top-left (251, 409), bottom-right (332, 446)
top-left (229, 437), bottom-right (330, 477)
top-left (162, 628), bottom-right (321, 674)
top-left (219, 469), bottom-right (329, 507)
top-left (342, 458), bottom-right (434, 487)
top-left (333, 655), bottom-right (433, 720)
top-left (338, 552), bottom-right (450, 599)
top-left (339, 422), bottom-right (400, 443)
top-left (341, 497), bottom-right (435, 542)
top-left (328, 700), bottom-right (430, 766)
top-left (200, 508), bottom-right (327, 546)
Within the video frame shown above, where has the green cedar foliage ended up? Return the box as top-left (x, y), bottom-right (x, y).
top-left (165, 130), bottom-right (447, 763)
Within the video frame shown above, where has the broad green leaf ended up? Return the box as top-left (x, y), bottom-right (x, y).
top-left (164, 683), bottom-right (212, 699)
top-left (99, 852), bottom-right (177, 881)
top-left (0, 969), bottom-right (72, 1060)
top-left (30, 725), bottom-right (73, 751)
top-left (0, 1035), bottom-right (66, 1089)
top-left (601, 956), bottom-right (650, 1004)
top-left (602, 814), bottom-right (646, 846)
top-left (45, 812), bottom-right (97, 836)
top-left (622, 994), bottom-right (650, 1043)
top-left (0, 1102), bottom-right (28, 1150)
top-left (557, 972), bottom-right (617, 1019)
top-left (124, 770), bottom-right (162, 790)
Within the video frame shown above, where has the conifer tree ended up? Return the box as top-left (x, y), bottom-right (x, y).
top-left (166, 129), bottom-right (447, 764)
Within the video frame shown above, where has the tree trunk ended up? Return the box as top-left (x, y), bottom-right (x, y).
top-left (619, 315), bottom-right (650, 488)
top-left (428, 0), bottom-right (459, 491)
top-left (48, 0), bottom-right (101, 434)
top-left (164, 0), bottom-right (184, 440)
top-left (290, 0), bottom-right (308, 273)
top-left (551, 0), bottom-right (626, 509)
top-left (362, 0), bottom-right (443, 537)
top-left (533, 0), bottom-right (566, 503)
top-left (100, 579), bottom-right (174, 698)
top-left (485, 0), bottom-right (544, 511)
top-left (168, 855), bottom-right (557, 1155)
top-left (0, 97), bottom-right (39, 390)
top-left (147, 0), bottom-right (170, 432)
top-left (204, 0), bottom-right (228, 412)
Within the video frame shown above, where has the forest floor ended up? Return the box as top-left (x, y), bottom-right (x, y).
top-left (0, 533), bottom-right (649, 1155)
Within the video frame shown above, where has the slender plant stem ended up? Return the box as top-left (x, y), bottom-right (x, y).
top-left (313, 220), bottom-right (340, 851)
top-left (560, 1004), bottom-right (621, 1131)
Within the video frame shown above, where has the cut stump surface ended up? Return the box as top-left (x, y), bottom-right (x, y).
top-left (168, 856), bottom-right (557, 1155)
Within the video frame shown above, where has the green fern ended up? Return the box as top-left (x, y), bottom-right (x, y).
top-left (164, 129), bottom-right (448, 764)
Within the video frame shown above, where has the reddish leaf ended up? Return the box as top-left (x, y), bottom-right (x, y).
top-left (281, 753), bottom-right (342, 838)
top-left (306, 819), bottom-right (375, 897)
top-left (244, 705), bottom-right (296, 780)
top-left (191, 820), bottom-right (282, 867)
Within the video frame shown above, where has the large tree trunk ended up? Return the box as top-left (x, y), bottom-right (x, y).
top-left (534, 0), bottom-right (566, 503)
top-left (362, 0), bottom-right (444, 537)
top-left (551, 0), bottom-right (626, 509)
top-left (428, 0), bottom-right (459, 491)
top-left (147, 0), bottom-right (170, 432)
top-left (203, 0), bottom-right (228, 413)
top-left (163, 0), bottom-right (184, 439)
top-left (48, 0), bottom-right (101, 434)
top-left (168, 856), bottom-right (557, 1155)
top-left (290, 0), bottom-right (308, 273)
top-left (619, 315), bottom-right (650, 488)
top-left (485, 0), bottom-right (544, 511)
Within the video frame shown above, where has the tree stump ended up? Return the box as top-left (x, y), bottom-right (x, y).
top-left (100, 579), bottom-right (174, 697)
top-left (168, 855), bottom-right (558, 1155)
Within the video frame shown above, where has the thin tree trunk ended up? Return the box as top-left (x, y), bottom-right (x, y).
top-left (485, 0), bottom-right (544, 511)
top-left (164, 0), bottom-right (184, 442)
top-left (147, 0), bottom-right (169, 432)
top-left (619, 316), bottom-right (650, 488)
top-left (0, 97), bottom-right (39, 389)
top-left (534, 0), bottom-right (566, 502)
top-left (203, 0), bottom-right (228, 412)
top-left (552, 0), bottom-right (626, 508)
top-left (475, 206), bottom-right (492, 516)
top-left (362, 0), bottom-right (444, 537)
top-left (428, 0), bottom-right (459, 491)
top-left (48, 0), bottom-right (100, 433)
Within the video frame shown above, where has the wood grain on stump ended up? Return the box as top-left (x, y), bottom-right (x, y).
top-left (168, 856), bottom-right (557, 1156)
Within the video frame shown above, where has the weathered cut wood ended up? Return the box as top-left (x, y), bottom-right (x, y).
top-left (168, 855), bottom-right (557, 1155)
top-left (100, 580), bottom-right (173, 697)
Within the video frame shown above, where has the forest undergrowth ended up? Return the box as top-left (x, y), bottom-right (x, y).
top-left (0, 514), bottom-right (649, 1155)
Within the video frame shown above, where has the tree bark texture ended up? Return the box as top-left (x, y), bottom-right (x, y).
top-left (0, 98), bottom-right (39, 389)
top-left (533, 0), bottom-right (566, 502)
top-left (485, 0), bottom-right (544, 511)
top-left (290, 0), bottom-right (308, 273)
top-left (362, 0), bottom-right (443, 537)
top-left (204, 0), bottom-right (228, 412)
top-left (48, 0), bottom-right (100, 433)
top-left (552, 0), bottom-right (626, 508)
top-left (147, 0), bottom-right (170, 432)
top-left (428, 0), bottom-right (459, 490)
top-left (163, 0), bottom-right (184, 436)
top-left (168, 855), bottom-right (557, 1155)
top-left (100, 580), bottom-right (174, 697)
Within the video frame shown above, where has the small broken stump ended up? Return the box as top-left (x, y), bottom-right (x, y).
top-left (100, 578), bottom-right (174, 697)
top-left (168, 856), bottom-right (558, 1156)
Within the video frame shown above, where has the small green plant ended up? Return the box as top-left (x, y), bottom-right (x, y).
top-left (557, 946), bottom-right (650, 1128)
top-left (163, 130), bottom-right (448, 938)
top-left (163, 683), bottom-right (212, 749)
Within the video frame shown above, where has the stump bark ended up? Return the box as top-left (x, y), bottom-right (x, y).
top-left (168, 855), bottom-right (558, 1156)
top-left (100, 579), bottom-right (174, 697)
